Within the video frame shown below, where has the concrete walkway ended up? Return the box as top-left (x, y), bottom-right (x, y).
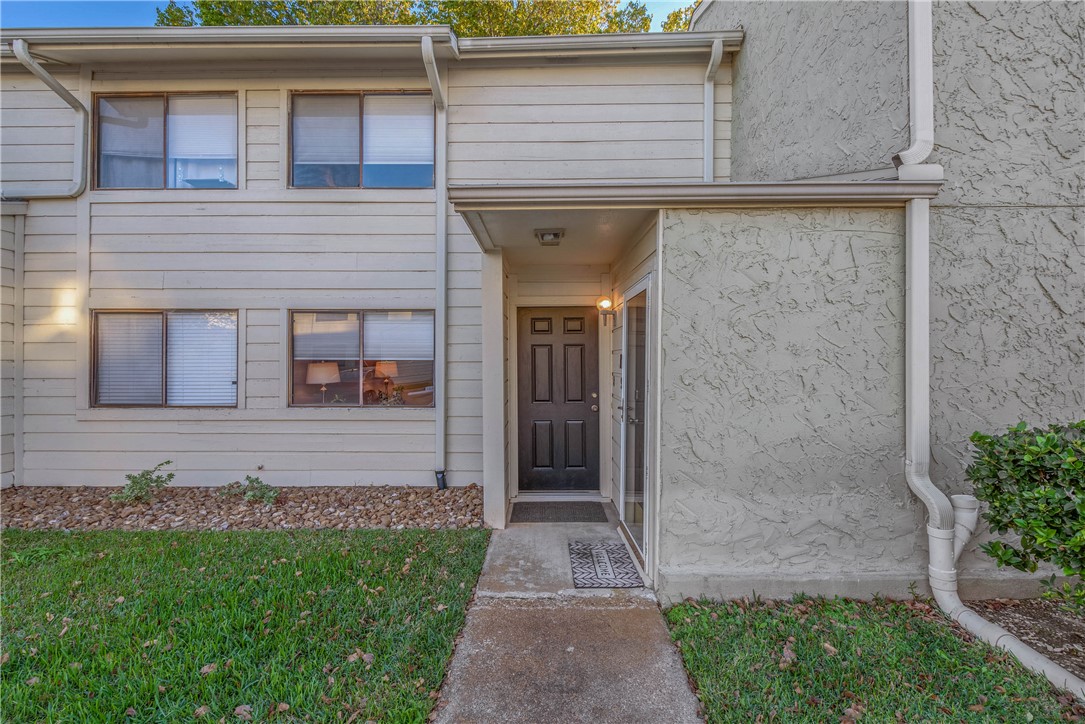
top-left (434, 513), bottom-right (702, 723)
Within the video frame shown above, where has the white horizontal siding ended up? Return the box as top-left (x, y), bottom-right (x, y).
top-left (1, 215), bottom-right (16, 486)
top-left (0, 73), bottom-right (78, 191)
top-left (448, 62), bottom-right (732, 183)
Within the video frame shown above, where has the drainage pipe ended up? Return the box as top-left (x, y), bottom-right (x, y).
top-left (899, 0), bottom-right (1085, 700)
top-left (702, 38), bottom-right (723, 182)
top-left (422, 36), bottom-right (449, 486)
top-left (2, 39), bottom-right (89, 200)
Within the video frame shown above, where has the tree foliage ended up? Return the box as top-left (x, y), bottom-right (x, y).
top-left (661, 0), bottom-right (699, 33)
top-left (155, 0), bottom-right (687, 36)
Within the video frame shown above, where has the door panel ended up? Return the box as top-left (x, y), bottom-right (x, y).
top-left (518, 307), bottom-right (600, 491)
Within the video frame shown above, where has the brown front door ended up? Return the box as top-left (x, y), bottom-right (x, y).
top-left (517, 307), bottom-right (600, 491)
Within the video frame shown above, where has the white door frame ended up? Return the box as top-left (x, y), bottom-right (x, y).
top-left (507, 296), bottom-right (610, 504)
top-left (618, 271), bottom-right (654, 571)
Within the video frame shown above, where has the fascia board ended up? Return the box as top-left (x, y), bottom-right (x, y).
top-left (448, 181), bottom-right (945, 211)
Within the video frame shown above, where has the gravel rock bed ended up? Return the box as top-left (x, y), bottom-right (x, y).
top-left (968, 597), bottom-right (1085, 681)
top-left (1, 485), bottom-right (484, 531)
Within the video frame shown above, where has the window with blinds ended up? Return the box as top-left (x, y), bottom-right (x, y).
top-left (289, 92), bottom-right (433, 189)
top-left (96, 93), bottom-right (237, 190)
top-left (93, 311), bottom-right (238, 407)
top-left (289, 310), bottom-right (434, 407)
top-left (362, 95), bottom-right (435, 188)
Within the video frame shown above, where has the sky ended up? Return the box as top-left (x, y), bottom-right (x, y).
top-left (0, 0), bottom-right (691, 31)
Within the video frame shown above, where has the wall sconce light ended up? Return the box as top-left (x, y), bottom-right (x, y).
top-left (534, 228), bottom-right (565, 246)
top-left (596, 296), bottom-right (616, 327)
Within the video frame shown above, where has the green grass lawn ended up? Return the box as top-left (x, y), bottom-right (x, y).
top-left (668, 596), bottom-right (1076, 723)
top-left (1, 528), bottom-right (490, 722)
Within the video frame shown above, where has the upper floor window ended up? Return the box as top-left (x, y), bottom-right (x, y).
top-left (290, 92), bottom-right (434, 189)
top-left (96, 93), bottom-right (238, 190)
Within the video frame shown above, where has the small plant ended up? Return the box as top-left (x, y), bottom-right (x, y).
top-left (968, 421), bottom-right (1085, 611)
top-left (219, 475), bottom-right (279, 505)
top-left (111, 460), bottom-right (175, 502)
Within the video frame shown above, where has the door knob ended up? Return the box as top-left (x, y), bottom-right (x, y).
top-left (591, 404), bottom-right (599, 412)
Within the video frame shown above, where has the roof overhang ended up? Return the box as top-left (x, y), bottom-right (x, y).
top-left (0, 26), bottom-right (741, 67)
top-left (450, 180), bottom-right (944, 252)
top-left (0, 26), bottom-right (460, 65)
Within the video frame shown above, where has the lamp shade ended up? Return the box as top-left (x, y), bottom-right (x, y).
top-left (375, 361), bottom-right (399, 379)
top-left (306, 361), bottom-right (341, 385)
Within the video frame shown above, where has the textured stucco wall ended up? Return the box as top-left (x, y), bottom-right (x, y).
top-left (692, 0), bottom-right (908, 181)
top-left (678, 1), bottom-right (1083, 592)
top-left (928, 1), bottom-right (1085, 507)
top-left (657, 208), bottom-right (928, 600)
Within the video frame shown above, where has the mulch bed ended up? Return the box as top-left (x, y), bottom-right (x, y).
top-left (968, 597), bottom-right (1085, 681)
top-left (0, 484), bottom-right (484, 531)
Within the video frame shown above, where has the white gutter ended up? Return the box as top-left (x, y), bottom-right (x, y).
top-left (897, 0), bottom-right (1085, 700)
top-left (423, 37), bottom-right (449, 485)
top-left (703, 38), bottom-right (724, 182)
top-left (1, 39), bottom-right (88, 200)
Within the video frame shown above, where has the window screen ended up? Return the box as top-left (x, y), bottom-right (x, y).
top-left (291, 95), bottom-right (361, 188)
top-left (290, 312), bottom-right (361, 405)
top-left (166, 312), bottom-right (238, 406)
top-left (98, 97), bottom-right (165, 189)
top-left (95, 313), bottom-right (163, 405)
top-left (362, 95), bottom-right (434, 188)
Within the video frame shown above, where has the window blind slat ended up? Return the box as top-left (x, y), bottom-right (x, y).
top-left (96, 314), bottom-right (163, 405)
top-left (292, 95), bottom-right (360, 165)
top-left (363, 311), bottom-right (434, 361)
top-left (293, 312), bottom-right (360, 360)
top-left (166, 312), bottom-right (238, 406)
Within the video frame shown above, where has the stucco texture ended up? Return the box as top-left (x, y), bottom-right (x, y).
top-left (694, 0), bottom-right (908, 181)
top-left (657, 208), bottom-right (926, 598)
top-left (929, 0), bottom-right (1085, 499)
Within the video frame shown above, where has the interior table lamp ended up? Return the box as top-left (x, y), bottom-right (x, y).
top-left (306, 361), bottom-right (340, 404)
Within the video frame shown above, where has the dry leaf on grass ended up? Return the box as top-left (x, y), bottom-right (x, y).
top-left (199, 662), bottom-right (217, 676)
top-left (194, 705), bottom-right (210, 718)
top-left (234, 704), bottom-right (253, 720)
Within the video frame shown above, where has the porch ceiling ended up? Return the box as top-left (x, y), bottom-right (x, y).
top-left (459, 207), bottom-right (655, 267)
top-left (449, 179), bottom-right (945, 261)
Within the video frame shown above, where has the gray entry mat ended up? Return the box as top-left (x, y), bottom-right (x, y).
top-left (569, 542), bottom-right (644, 588)
top-left (510, 501), bottom-right (607, 523)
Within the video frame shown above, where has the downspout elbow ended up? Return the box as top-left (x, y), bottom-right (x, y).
top-left (893, 0), bottom-right (934, 168)
top-left (421, 35), bottom-right (446, 110)
top-left (2, 39), bottom-right (89, 200)
top-left (950, 494), bottom-right (980, 563)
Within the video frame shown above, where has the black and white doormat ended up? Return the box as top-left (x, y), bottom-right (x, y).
top-left (569, 542), bottom-right (644, 588)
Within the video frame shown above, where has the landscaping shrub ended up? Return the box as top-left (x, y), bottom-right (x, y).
top-left (110, 460), bottom-right (175, 502)
top-left (218, 474), bottom-right (280, 504)
top-left (968, 421), bottom-right (1085, 610)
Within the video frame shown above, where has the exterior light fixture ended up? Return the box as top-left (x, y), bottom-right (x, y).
top-left (596, 296), bottom-right (616, 327)
top-left (534, 228), bottom-right (565, 246)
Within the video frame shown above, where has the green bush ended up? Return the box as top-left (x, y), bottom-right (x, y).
top-left (218, 474), bottom-right (280, 505)
top-left (967, 421), bottom-right (1085, 610)
top-left (111, 460), bottom-right (175, 502)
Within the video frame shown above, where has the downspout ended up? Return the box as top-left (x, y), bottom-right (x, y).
top-left (423, 36), bottom-right (449, 490)
top-left (702, 38), bottom-right (723, 182)
top-left (898, 0), bottom-right (1085, 699)
top-left (1, 39), bottom-right (88, 200)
